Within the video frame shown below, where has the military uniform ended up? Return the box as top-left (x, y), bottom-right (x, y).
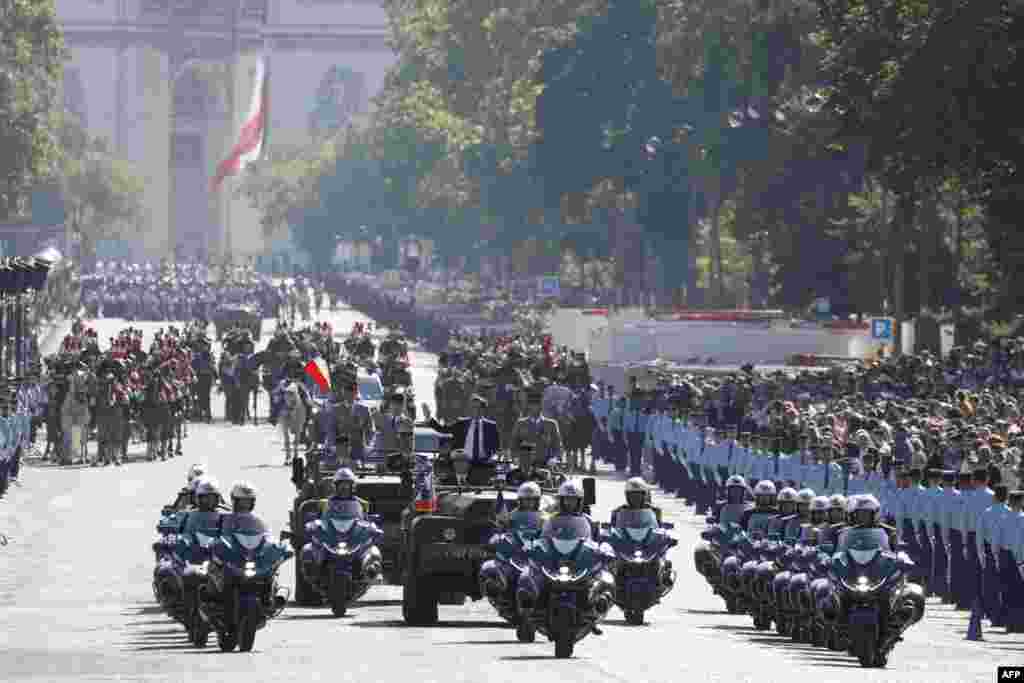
top-left (511, 406), bottom-right (563, 470)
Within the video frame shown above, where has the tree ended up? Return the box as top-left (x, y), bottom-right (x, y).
top-left (57, 115), bottom-right (143, 265)
top-left (0, 0), bottom-right (66, 221)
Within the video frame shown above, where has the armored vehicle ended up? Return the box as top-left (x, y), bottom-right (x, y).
top-left (399, 452), bottom-right (596, 625)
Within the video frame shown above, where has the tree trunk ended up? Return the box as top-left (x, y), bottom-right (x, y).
top-left (709, 180), bottom-right (723, 306)
top-left (685, 182), bottom-right (699, 305)
top-left (890, 190), bottom-right (915, 355)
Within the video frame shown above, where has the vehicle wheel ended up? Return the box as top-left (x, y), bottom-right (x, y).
top-left (724, 595), bottom-right (742, 614)
top-left (625, 610), bottom-right (645, 625)
top-left (753, 615), bottom-right (772, 631)
top-left (402, 570), bottom-right (438, 626)
top-left (330, 600), bottom-right (347, 617)
top-left (192, 622), bottom-right (210, 648)
top-left (873, 651), bottom-right (888, 668)
top-left (826, 627), bottom-right (843, 651)
top-left (554, 636), bottom-right (574, 659)
top-left (238, 618), bottom-right (257, 652)
top-left (217, 630), bottom-right (238, 652)
top-left (294, 559), bottom-right (322, 607)
top-left (776, 617), bottom-right (790, 636)
top-left (516, 622), bottom-right (536, 643)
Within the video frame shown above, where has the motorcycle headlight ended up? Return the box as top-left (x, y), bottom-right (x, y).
top-left (198, 560), bottom-right (210, 575)
top-left (336, 542), bottom-right (349, 554)
top-left (244, 561), bottom-right (256, 578)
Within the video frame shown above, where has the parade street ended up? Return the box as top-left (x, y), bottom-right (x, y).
top-left (0, 306), bottom-right (1017, 683)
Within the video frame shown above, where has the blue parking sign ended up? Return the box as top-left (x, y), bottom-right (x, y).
top-left (871, 318), bottom-right (892, 340)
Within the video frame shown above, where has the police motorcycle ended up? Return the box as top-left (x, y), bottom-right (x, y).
top-left (479, 480), bottom-right (551, 641)
top-left (515, 481), bottom-right (616, 659)
top-left (696, 475), bottom-right (753, 613)
top-left (298, 468), bottom-right (384, 616)
top-left (197, 483), bottom-right (293, 652)
top-left (809, 493), bottom-right (851, 650)
top-left (769, 488), bottom-right (817, 637)
top-left (600, 478), bottom-right (677, 625)
top-left (153, 466), bottom-right (207, 606)
top-left (738, 482), bottom-right (791, 631)
top-left (817, 495), bottom-right (924, 668)
top-left (779, 496), bottom-right (831, 644)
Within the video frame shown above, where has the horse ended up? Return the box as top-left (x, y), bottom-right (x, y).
top-left (279, 381), bottom-right (308, 466)
top-left (94, 374), bottom-right (128, 465)
top-left (142, 374), bottom-right (173, 461)
top-left (60, 369), bottom-right (92, 465)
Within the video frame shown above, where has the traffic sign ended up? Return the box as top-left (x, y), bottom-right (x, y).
top-left (538, 276), bottom-right (560, 298)
top-left (871, 318), bottom-right (893, 340)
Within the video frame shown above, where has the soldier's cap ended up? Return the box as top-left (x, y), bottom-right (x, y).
top-left (470, 394), bottom-right (488, 406)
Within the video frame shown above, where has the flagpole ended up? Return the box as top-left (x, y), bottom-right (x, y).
top-left (225, 0), bottom-right (239, 264)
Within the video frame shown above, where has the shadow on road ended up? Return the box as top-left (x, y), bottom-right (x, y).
top-left (499, 655), bottom-right (580, 661)
top-left (602, 619), bottom-right (651, 627)
top-left (355, 599), bottom-right (404, 607)
top-left (680, 608), bottom-right (729, 616)
top-left (445, 640), bottom-right (526, 645)
top-left (281, 612), bottom-right (352, 621)
top-left (351, 619), bottom-right (511, 629)
top-left (122, 605), bottom-right (166, 617)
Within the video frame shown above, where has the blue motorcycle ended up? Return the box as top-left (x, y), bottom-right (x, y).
top-left (171, 527), bottom-right (221, 647)
top-left (197, 521), bottom-right (293, 652)
top-left (601, 511), bottom-right (677, 625)
top-left (516, 517), bottom-right (616, 658)
top-left (152, 511), bottom-right (188, 606)
top-left (480, 526), bottom-right (543, 640)
top-left (299, 501), bottom-right (384, 616)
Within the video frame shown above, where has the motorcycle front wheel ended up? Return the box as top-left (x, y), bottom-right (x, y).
top-left (625, 610), bottom-right (644, 625)
top-left (238, 617), bottom-right (257, 652)
top-left (554, 636), bottom-right (574, 659)
top-left (515, 622), bottom-right (536, 643)
top-left (217, 630), bottom-right (238, 652)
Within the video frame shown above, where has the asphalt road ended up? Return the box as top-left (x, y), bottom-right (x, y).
top-left (0, 304), bottom-right (1019, 682)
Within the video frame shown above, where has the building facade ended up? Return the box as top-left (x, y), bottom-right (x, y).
top-left (57, 0), bottom-right (393, 263)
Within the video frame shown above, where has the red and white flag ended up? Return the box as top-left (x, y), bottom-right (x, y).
top-left (211, 56), bottom-right (269, 190)
top-left (304, 357), bottom-right (331, 393)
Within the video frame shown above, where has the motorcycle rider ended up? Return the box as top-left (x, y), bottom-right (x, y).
top-left (816, 493), bottom-right (848, 550)
top-left (320, 468), bottom-right (369, 517)
top-left (538, 479), bottom-right (606, 635)
top-left (183, 478), bottom-right (224, 533)
top-left (221, 481), bottom-right (268, 535)
top-left (610, 477), bottom-right (662, 527)
top-left (712, 474), bottom-right (754, 526)
top-left (784, 488), bottom-right (817, 542)
top-left (503, 481), bottom-right (547, 532)
top-left (837, 494), bottom-right (899, 551)
top-left (768, 487), bottom-right (799, 538)
top-left (170, 463), bottom-right (207, 510)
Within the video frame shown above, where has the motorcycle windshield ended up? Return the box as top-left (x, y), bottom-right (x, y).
top-left (616, 509), bottom-right (658, 542)
top-left (838, 527), bottom-right (889, 558)
top-left (543, 516), bottom-right (591, 556)
top-left (329, 517), bottom-right (358, 535)
top-left (325, 499), bottom-right (364, 519)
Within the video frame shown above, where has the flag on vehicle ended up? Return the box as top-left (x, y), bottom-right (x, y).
top-left (304, 357), bottom-right (331, 393)
top-left (211, 55), bottom-right (269, 190)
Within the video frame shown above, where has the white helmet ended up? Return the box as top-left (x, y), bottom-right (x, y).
top-left (726, 474), bottom-right (747, 488)
top-left (333, 468), bottom-right (356, 483)
top-left (753, 480), bottom-right (777, 497)
top-left (188, 463), bottom-right (206, 483)
top-left (230, 481), bottom-right (257, 501)
top-left (851, 494), bottom-right (880, 525)
top-left (777, 487), bottom-right (798, 503)
top-left (194, 478), bottom-right (220, 497)
top-left (796, 488), bottom-right (816, 506)
top-left (810, 496), bottom-right (830, 513)
top-left (517, 481), bottom-right (542, 499)
top-left (828, 494), bottom-right (847, 510)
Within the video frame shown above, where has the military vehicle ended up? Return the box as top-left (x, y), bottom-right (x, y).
top-left (285, 427), bottom-right (451, 606)
top-left (398, 451), bottom-right (596, 625)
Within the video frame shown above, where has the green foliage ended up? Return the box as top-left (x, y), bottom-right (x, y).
top-left (56, 115), bottom-right (144, 258)
top-left (0, 0), bottom-right (66, 221)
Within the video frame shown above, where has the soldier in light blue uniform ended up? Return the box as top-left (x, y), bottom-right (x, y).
top-left (979, 483), bottom-right (1010, 626)
top-left (1006, 491), bottom-right (1024, 631)
top-left (994, 489), bottom-right (1023, 630)
top-left (929, 470), bottom-right (951, 602)
top-left (964, 468), bottom-right (993, 618)
top-left (609, 396), bottom-right (627, 472)
top-left (628, 392), bottom-right (648, 477)
top-left (947, 472), bottom-right (972, 609)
